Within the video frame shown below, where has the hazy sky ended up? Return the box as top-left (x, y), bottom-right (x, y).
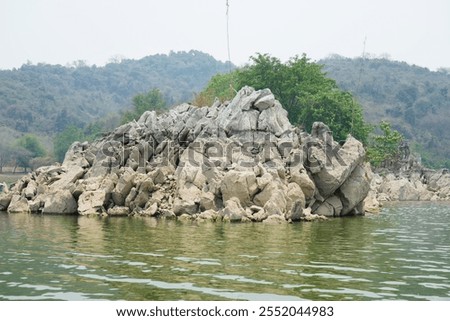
top-left (1, 0), bottom-right (449, 70)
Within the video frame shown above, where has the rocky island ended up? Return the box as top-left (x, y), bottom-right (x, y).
top-left (0, 87), bottom-right (383, 222)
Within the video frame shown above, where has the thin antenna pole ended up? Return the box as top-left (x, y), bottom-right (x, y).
top-left (226, 0), bottom-right (231, 72)
top-left (351, 36), bottom-right (367, 135)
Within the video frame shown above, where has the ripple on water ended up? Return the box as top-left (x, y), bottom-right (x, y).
top-left (286, 263), bottom-right (379, 273)
top-left (301, 287), bottom-right (384, 299)
top-left (78, 273), bottom-right (301, 301)
top-left (1, 203), bottom-right (450, 301)
top-left (129, 252), bottom-right (164, 257)
top-left (173, 256), bottom-right (222, 266)
top-left (419, 283), bottom-right (450, 290)
top-left (203, 273), bottom-right (273, 285)
top-left (0, 291), bottom-right (112, 301)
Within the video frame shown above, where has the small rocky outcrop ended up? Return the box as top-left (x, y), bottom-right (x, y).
top-left (0, 182), bottom-right (8, 194)
top-left (2, 87), bottom-right (373, 222)
top-left (362, 148), bottom-right (450, 213)
top-left (369, 165), bottom-right (450, 204)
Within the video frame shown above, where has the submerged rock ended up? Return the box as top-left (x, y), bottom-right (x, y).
top-left (5, 87), bottom-right (374, 221)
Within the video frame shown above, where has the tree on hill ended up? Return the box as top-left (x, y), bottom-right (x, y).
top-left (366, 121), bottom-right (404, 167)
top-left (121, 89), bottom-right (167, 123)
top-left (195, 53), bottom-right (370, 143)
top-left (15, 134), bottom-right (47, 171)
top-left (54, 125), bottom-right (86, 162)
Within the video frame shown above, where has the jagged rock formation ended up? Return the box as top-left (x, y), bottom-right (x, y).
top-left (1, 87), bottom-right (373, 222)
top-left (369, 160), bottom-right (450, 205)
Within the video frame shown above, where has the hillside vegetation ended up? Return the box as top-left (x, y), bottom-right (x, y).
top-left (0, 51), bottom-right (230, 170)
top-left (1, 51), bottom-right (448, 172)
top-left (194, 53), bottom-right (370, 144)
top-left (0, 50), bottom-right (229, 134)
top-left (321, 55), bottom-right (450, 168)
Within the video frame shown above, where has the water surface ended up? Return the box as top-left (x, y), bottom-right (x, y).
top-left (1, 202), bottom-right (449, 300)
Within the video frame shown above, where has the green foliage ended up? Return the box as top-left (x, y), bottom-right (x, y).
top-left (321, 55), bottom-right (450, 168)
top-left (0, 51), bottom-right (231, 169)
top-left (366, 121), bottom-right (404, 167)
top-left (13, 147), bottom-right (33, 171)
top-left (54, 125), bottom-right (85, 162)
top-left (297, 90), bottom-right (370, 144)
top-left (121, 89), bottom-right (166, 123)
top-left (16, 134), bottom-right (46, 158)
top-left (13, 134), bottom-right (46, 171)
top-left (193, 71), bottom-right (239, 106)
top-left (197, 53), bottom-right (369, 143)
top-left (0, 50), bottom-right (230, 135)
top-left (0, 142), bottom-right (14, 172)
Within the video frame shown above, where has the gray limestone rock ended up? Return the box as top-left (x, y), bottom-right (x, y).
top-left (4, 86), bottom-right (374, 221)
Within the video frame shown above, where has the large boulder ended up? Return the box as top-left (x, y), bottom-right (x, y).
top-left (7, 195), bottom-right (30, 213)
top-left (0, 182), bottom-right (9, 194)
top-left (0, 193), bottom-right (12, 211)
top-left (111, 167), bottom-right (136, 206)
top-left (42, 190), bottom-right (78, 214)
top-left (339, 163), bottom-right (372, 215)
top-left (221, 170), bottom-right (258, 207)
top-left (222, 197), bottom-right (247, 222)
top-left (307, 125), bottom-right (365, 198)
top-left (47, 165), bottom-right (85, 191)
top-left (312, 195), bottom-right (343, 217)
top-left (78, 190), bottom-right (107, 215)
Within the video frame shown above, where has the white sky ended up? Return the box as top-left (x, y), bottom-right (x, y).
top-left (1, 0), bottom-right (449, 70)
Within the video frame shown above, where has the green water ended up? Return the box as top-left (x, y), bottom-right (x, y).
top-left (1, 202), bottom-right (449, 301)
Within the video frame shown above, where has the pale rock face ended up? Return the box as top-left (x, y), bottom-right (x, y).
top-left (339, 163), bottom-right (373, 215)
top-left (312, 195), bottom-right (343, 217)
top-left (368, 152), bottom-right (450, 204)
top-left (7, 195), bottom-right (30, 213)
top-left (0, 193), bottom-right (13, 211)
top-left (222, 197), bottom-right (247, 222)
top-left (107, 206), bottom-right (131, 216)
top-left (42, 190), bottom-right (77, 214)
top-left (288, 165), bottom-right (315, 202)
top-left (309, 134), bottom-right (366, 198)
top-left (5, 87), bottom-right (374, 222)
top-left (0, 182), bottom-right (9, 194)
top-left (78, 190), bottom-right (107, 215)
top-left (221, 170), bottom-right (258, 207)
top-left (363, 190), bottom-right (380, 214)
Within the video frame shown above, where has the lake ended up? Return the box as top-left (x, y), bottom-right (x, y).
top-left (1, 202), bottom-right (449, 301)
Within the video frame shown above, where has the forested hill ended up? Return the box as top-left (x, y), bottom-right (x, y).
top-left (0, 50), bottom-right (230, 136)
top-left (321, 56), bottom-right (450, 168)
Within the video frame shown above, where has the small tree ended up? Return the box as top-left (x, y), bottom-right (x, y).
top-left (54, 125), bottom-right (85, 162)
top-left (16, 134), bottom-right (46, 158)
top-left (195, 53), bottom-right (370, 143)
top-left (0, 142), bottom-right (14, 173)
top-left (193, 71), bottom-right (239, 106)
top-left (366, 121), bottom-right (403, 167)
top-left (15, 134), bottom-right (46, 171)
top-left (121, 89), bottom-right (166, 124)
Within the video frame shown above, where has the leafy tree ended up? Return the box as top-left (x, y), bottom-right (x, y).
top-left (196, 53), bottom-right (369, 143)
top-left (366, 121), bottom-right (404, 167)
top-left (16, 134), bottom-right (46, 158)
top-left (193, 71), bottom-right (239, 106)
top-left (54, 125), bottom-right (85, 162)
top-left (121, 89), bottom-right (167, 123)
top-left (0, 142), bottom-right (14, 173)
top-left (12, 146), bottom-right (33, 172)
top-left (14, 134), bottom-right (46, 171)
